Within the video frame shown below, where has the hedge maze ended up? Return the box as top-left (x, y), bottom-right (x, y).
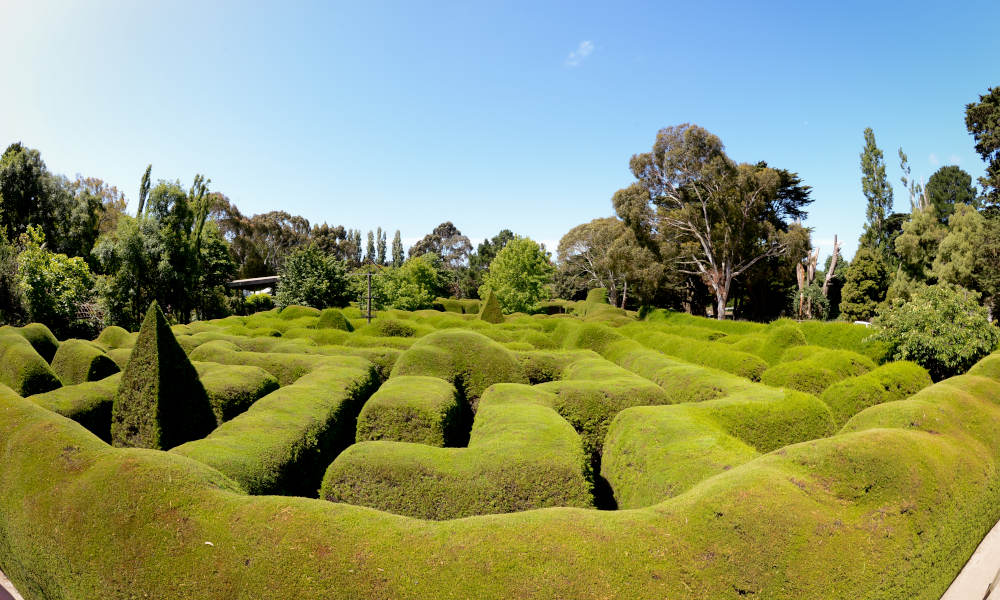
top-left (3, 297), bottom-right (1000, 599)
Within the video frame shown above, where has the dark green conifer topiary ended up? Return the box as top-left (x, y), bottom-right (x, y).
top-left (111, 302), bottom-right (215, 449)
top-left (479, 290), bottom-right (503, 324)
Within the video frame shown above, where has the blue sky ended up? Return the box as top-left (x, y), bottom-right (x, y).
top-left (1, 1), bottom-right (998, 261)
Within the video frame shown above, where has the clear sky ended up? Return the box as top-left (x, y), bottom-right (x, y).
top-left (2, 0), bottom-right (998, 261)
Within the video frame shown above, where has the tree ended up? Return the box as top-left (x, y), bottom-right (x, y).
top-left (926, 165), bottom-right (978, 222)
top-left (17, 226), bottom-right (97, 337)
top-left (873, 284), bottom-right (998, 381)
top-left (0, 143), bottom-right (52, 239)
top-left (463, 229), bottom-right (515, 299)
top-left (557, 217), bottom-right (663, 308)
top-left (409, 221), bottom-right (473, 269)
top-left (479, 236), bottom-right (554, 313)
top-left (965, 86), bottom-right (1000, 207)
top-left (376, 227), bottom-right (387, 265)
top-left (858, 128), bottom-right (895, 257)
top-left (898, 148), bottom-right (929, 213)
top-left (226, 210), bottom-right (310, 277)
top-left (626, 124), bottom-right (811, 319)
top-left (136, 164), bottom-right (152, 217)
top-left (933, 203), bottom-right (1000, 314)
top-left (93, 216), bottom-right (163, 330)
top-left (274, 245), bottom-right (351, 309)
top-left (391, 230), bottom-right (404, 267)
top-left (365, 230), bottom-right (376, 264)
top-left (889, 204), bottom-right (946, 301)
top-left (383, 254), bottom-right (444, 311)
top-left (0, 227), bottom-right (24, 324)
top-left (838, 247), bottom-right (891, 322)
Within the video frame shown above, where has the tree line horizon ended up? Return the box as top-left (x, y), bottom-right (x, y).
top-left (1, 85), bottom-right (998, 334)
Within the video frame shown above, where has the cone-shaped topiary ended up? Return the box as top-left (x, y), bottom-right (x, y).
top-left (111, 302), bottom-right (215, 450)
top-left (479, 290), bottom-right (503, 324)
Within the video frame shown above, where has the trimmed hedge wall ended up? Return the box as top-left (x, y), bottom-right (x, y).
top-left (356, 376), bottom-right (463, 446)
top-left (28, 373), bottom-right (121, 442)
top-left (315, 308), bottom-right (354, 331)
top-left (4, 352), bottom-right (1000, 597)
top-left (50, 339), bottom-right (120, 386)
top-left (193, 362), bottom-right (280, 424)
top-left (390, 330), bottom-right (527, 405)
top-left (321, 383), bottom-right (592, 519)
top-left (760, 348), bottom-right (875, 395)
top-left (821, 361), bottom-right (932, 427)
top-left (625, 328), bottom-right (769, 381)
top-left (171, 357), bottom-right (379, 496)
top-left (0, 331), bottom-right (61, 396)
top-left (95, 325), bottom-right (135, 350)
top-left (1, 323), bottom-right (60, 362)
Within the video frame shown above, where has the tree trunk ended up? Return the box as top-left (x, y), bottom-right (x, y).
top-left (620, 280), bottom-right (628, 309)
top-left (822, 235), bottom-right (840, 297)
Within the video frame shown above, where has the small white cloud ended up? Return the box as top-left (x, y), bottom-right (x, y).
top-left (565, 41), bottom-right (594, 67)
top-left (948, 154), bottom-right (961, 165)
top-left (929, 153), bottom-right (939, 166)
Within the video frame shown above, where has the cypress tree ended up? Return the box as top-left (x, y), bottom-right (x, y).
top-left (111, 302), bottom-right (215, 449)
top-left (858, 128), bottom-right (895, 256)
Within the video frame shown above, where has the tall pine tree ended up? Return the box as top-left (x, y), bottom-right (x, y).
top-left (858, 128), bottom-right (895, 256)
top-left (391, 230), bottom-right (404, 267)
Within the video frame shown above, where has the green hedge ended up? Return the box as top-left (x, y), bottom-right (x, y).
top-left (1, 323), bottom-right (60, 362)
top-left (193, 362), bottom-right (280, 424)
top-left (321, 383), bottom-right (592, 519)
top-left (95, 325), bottom-right (136, 350)
top-left (355, 376), bottom-right (463, 446)
top-left (0, 331), bottom-right (61, 396)
top-left (761, 348), bottom-right (875, 395)
top-left (795, 319), bottom-right (889, 363)
top-left (315, 308), bottom-right (353, 331)
top-left (390, 330), bottom-right (527, 404)
top-left (643, 308), bottom-right (765, 335)
top-left (626, 328), bottom-right (769, 381)
top-left (171, 358), bottom-right (379, 496)
top-left (602, 387), bottom-right (834, 508)
top-left (50, 339), bottom-right (120, 386)
top-left (111, 303), bottom-right (215, 450)
top-left (278, 305), bottom-right (322, 319)
top-left (28, 373), bottom-right (121, 442)
top-left (479, 290), bottom-right (503, 323)
top-left (5, 351), bottom-right (1000, 597)
top-left (821, 361), bottom-right (932, 427)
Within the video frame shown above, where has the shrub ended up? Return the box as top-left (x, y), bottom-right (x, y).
top-left (355, 376), bottom-right (463, 446)
top-left (49, 339), bottom-right (120, 385)
top-left (172, 359), bottom-right (379, 496)
top-left (111, 302), bottom-right (215, 450)
top-left (245, 292), bottom-right (275, 313)
top-left (193, 362), bottom-right (280, 424)
top-left (0, 323), bottom-right (60, 362)
top-left (872, 284), bottom-right (999, 380)
top-left (0, 331), bottom-right (61, 396)
top-left (16, 226), bottom-right (97, 337)
top-left (602, 387), bottom-right (835, 509)
top-left (478, 289), bottom-right (503, 323)
top-left (359, 318), bottom-right (418, 338)
top-left (760, 348), bottom-right (875, 395)
top-left (821, 361), bottom-right (932, 427)
top-left (315, 308), bottom-right (353, 331)
top-left (274, 246), bottom-right (352, 310)
top-left (95, 325), bottom-right (135, 350)
top-left (28, 373), bottom-right (121, 441)
top-left (321, 383), bottom-right (591, 519)
top-left (390, 330), bottom-right (527, 404)
top-left (626, 329), bottom-right (769, 381)
top-left (278, 305), bottom-right (321, 319)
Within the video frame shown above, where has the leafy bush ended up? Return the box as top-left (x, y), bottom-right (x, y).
top-left (16, 226), bottom-right (97, 337)
top-left (245, 292), bottom-right (275, 313)
top-left (872, 284), bottom-right (999, 380)
top-left (839, 247), bottom-right (890, 322)
top-left (315, 307), bottom-right (353, 331)
top-left (274, 245), bottom-right (351, 310)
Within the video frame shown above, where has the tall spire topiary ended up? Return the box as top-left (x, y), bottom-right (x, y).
top-left (111, 302), bottom-right (215, 449)
top-left (479, 289), bottom-right (503, 324)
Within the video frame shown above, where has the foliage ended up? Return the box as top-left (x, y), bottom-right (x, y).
top-left (858, 128), bottom-right (895, 257)
top-left (274, 245), bottom-right (351, 310)
top-left (0, 227), bottom-right (24, 324)
top-left (111, 302), bottom-right (215, 449)
top-left (17, 226), bottom-right (97, 337)
top-left (839, 247), bottom-right (891, 322)
top-left (926, 165), bottom-right (978, 221)
top-left (479, 289), bottom-right (503, 323)
top-left (889, 205), bottom-right (946, 301)
top-left (622, 124), bottom-right (812, 319)
top-left (384, 254), bottom-right (445, 311)
top-left (244, 292), bottom-right (275, 314)
top-left (479, 236), bottom-right (554, 313)
top-left (0, 329), bottom-right (61, 395)
top-left (872, 283), bottom-right (999, 380)
top-left (787, 282), bottom-right (829, 320)
top-left (391, 229), bottom-right (404, 267)
top-left (50, 339), bottom-right (119, 386)
top-left (558, 217), bottom-right (663, 309)
top-left (965, 86), bottom-right (1000, 207)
